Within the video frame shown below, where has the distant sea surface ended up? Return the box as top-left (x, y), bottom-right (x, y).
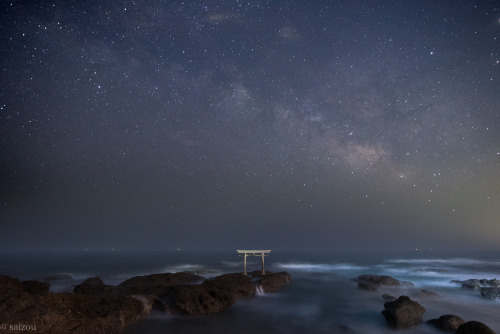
top-left (1, 249), bottom-right (499, 333)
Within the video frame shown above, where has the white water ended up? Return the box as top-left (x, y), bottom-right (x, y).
top-left (255, 284), bottom-right (266, 296)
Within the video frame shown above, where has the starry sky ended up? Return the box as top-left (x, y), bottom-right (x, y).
top-left (1, 0), bottom-right (499, 251)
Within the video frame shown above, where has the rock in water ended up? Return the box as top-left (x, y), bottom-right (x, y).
top-left (119, 272), bottom-right (204, 288)
top-left (164, 283), bottom-right (235, 315)
top-left (427, 314), bottom-right (465, 331)
top-left (456, 321), bottom-right (496, 334)
top-left (159, 271), bottom-right (291, 315)
top-left (416, 289), bottom-right (439, 298)
top-left (481, 287), bottom-right (500, 300)
top-left (352, 274), bottom-right (407, 292)
top-left (381, 296), bottom-right (426, 329)
top-left (0, 275), bottom-right (148, 334)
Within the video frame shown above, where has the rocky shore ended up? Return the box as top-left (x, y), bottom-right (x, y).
top-left (352, 274), bottom-right (497, 333)
top-left (0, 271), bottom-right (291, 334)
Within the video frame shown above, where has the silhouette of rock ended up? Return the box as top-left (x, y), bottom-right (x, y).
top-left (427, 314), bottom-right (465, 331)
top-left (456, 321), bottom-right (496, 334)
top-left (381, 295), bottom-right (425, 329)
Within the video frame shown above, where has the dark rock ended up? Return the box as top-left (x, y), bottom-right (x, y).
top-left (400, 280), bottom-right (415, 287)
top-left (481, 287), bottom-right (500, 300)
top-left (74, 276), bottom-right (105, 294)
top-left (416, 289), bottom-right (439, 298)
top-left (159, 271), bottom-right (291, 315)
top-left (204, 272), bottom-right (257, 299)
top-left (381, 295), bottom-right (426, 329)
top-left (21, 280), bottom-right (50, 295)
top-left (462, 280), bottom-right (481, 289)
top-left (163, 283), bottom-right (235, 315)
top-left (0, 275), bottom-right (148, 334)
top-left (119, 272), bottom-right (204, 288)
top-left (456, 321), bottom-right (496, 334)
top-left (358, 280), bottom-right (380, 291)
top-left (451, 278), bottom-right (500, 290)
top-left (74, 272), bottom-right (206, 298)
top-left (427, 314), bottom-right (465, 331)
top-left (32, 273), bottom-right (73, 282)
top-left (353, 274), bottom-right (402, 292)
top-left (2, 270), bottom-right (292, 331)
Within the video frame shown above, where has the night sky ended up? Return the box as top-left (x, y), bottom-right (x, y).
top-left (1, 1), bottom-right (499, 251)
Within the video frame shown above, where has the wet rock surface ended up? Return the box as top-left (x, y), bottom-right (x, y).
top-left (1, 271), bottom-right (292, 332)
top-left (456, 321), bottom-right (496, 334)
top-left (0, 275), bottom-right (147, 334)
top-left (427, 314), bottom-right (466, 331)
top-left (159, 271), bottom-right (291, 315)
top-left (352, 274), bottom-right (413, 292)
top-left (381, 295), bottom-right (426, 329)
top-left (480, 287), bottom-right (500, 300)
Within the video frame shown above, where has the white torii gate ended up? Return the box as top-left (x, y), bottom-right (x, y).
top-left (236, 250), bottom-right (271, 276)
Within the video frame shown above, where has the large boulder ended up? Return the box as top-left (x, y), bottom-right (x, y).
top-left (427, 314), bottom-right (465, 331)
top-left (456, 321), bottom-right (496, 334)
top-left (381, 296), bottom-right (425, 329)
top-left (480, 287), bottom-right (500, 300)
top-left (352, 274), bottom-right (409, 292)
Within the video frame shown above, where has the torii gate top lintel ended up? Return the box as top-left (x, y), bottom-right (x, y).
top-left (236, 250), bottom-right (271, 276)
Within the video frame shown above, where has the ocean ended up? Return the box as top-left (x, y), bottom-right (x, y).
top-left (1, 249), bottom-right (499, 333)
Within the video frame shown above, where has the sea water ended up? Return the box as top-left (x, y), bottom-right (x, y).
top-left (1, 249), bottom-right (499, 333)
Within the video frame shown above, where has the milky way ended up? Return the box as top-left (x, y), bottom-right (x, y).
top-left (1, 1), bottom-right (499, 250)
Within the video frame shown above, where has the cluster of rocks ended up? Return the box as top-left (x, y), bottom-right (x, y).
top-left (0, 271), bottom-right (291, 334)
top-left (451, 278), bottom-right (500, 300)
top-left (353, 274), bottom-right (497, 333)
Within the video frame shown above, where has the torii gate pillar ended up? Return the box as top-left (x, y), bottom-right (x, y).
top-left (236, 250), bottom-right (271, 276)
